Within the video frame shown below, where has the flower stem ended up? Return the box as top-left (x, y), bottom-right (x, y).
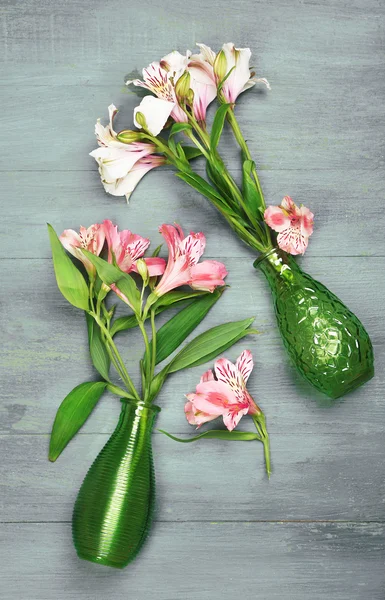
top-left (90, 311), bottom-right (141, 401)
top-left (150, 309), bottom-right (157, 378)
top-left (138, 320), bottom-right (152, 398)
top-left (252, 413), bottom-right (271, 478)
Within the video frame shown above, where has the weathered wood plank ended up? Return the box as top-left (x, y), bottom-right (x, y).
top-left (1, 257), bottom-right (383, 435)
top-left (1, 169), bottom-right (384, 259)
top-left (2, 82), bottom-right (383, 172)
top-left (1, 521), bottom-right (384, 600)
top-left (1, 431), bottom-right (385, 522)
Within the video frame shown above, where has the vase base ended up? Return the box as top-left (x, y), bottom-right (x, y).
top-left (323, 365), bottom-right (374, 400)
top-left (76, 551), bottom-right (127, 569)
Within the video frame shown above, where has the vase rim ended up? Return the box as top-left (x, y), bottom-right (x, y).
top-left (120, 398), bottom-right (161, 413)
top-left (253, 247), bottom-right (281, 268)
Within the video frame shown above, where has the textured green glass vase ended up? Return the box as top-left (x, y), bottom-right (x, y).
top-left (72, 399), bottom-right (160, 568)
top-left (254, 248), bottom-right (374, 399)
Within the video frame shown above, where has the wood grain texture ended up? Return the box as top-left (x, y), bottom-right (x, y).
top-left (1, 522), bottom-right (384, 600)
top-left (1, 0), bottom-right (384, 597)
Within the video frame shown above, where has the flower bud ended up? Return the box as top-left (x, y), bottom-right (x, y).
top-left (116, 129), bottom-right (145, 144)
top-left (175, 71), bottom-right (191, 102)
top-left (213, 50), bottom-right (227, 82)
top-left (136, 258), bottom-right (150, 286)
top-left (134, 111), bottom-right (148, 130)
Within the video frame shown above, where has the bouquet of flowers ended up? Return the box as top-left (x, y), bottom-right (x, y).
top-left (90, 42), bottom-right (374, 399)
top-left (48, 219), bottom-right (270, 568)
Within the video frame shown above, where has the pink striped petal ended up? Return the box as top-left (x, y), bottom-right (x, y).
top-left (235, 350), bottom-right (254, 384)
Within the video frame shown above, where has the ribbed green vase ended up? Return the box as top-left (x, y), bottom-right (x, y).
top-left (72, 399), bottom-right (160, 568)
top-left (254, 248), bottom-right (374, 399)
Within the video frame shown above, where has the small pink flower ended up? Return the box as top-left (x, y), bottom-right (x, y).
top-left (60, 224), bottom-right (105, 274)
top-left (264, 196), bottom-right (314, 255)
top-left (103, 220), bottom-right (166, 276)
top-left (185, 350), bottom-right (260, 431)
top-left (154, 224), bottom-right (227, 297)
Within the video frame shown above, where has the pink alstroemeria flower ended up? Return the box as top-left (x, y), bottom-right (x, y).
top-left (153, 224), bottom-right (227, 297)
top-left (60, 224), bottom-right (105, 274)
top-left (185, 350), bottom-right (260, 431)
top-left (264, 196), bottom-right (314, 255)
top-left (103, 220), bottom-right (166, 277)
top-left (90, 104), bottom-right (163, 201)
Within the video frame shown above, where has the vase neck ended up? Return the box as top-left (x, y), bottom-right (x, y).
top-left (118, 399), bottom-right (160, 431)
top-left (253, 247), bottom-right (298, 283)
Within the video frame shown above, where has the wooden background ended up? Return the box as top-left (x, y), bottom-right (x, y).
top-left (1, 0), bottom-right (384, 598)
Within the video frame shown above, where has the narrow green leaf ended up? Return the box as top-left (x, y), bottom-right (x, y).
top-left (85, 313), bottom-right (111, 380)
top-left (83, 251), bottom-right (141, 314)
top-left (210, 103), bottom-right (231, 150)
top-left (158, 429), bottom-right (261, 442)
top-left (151, 244), bottom-right (163, 257)
top-left (110, 314), bottom-right (139, 337)
top-left (182, 146), bottom-right (203, 161)
top-left (176, 171), bottom-right (230, 210)
top-left (242, 159), bottom-right (264, 216)
top-left (154, 289), bottom-right (209, 308)
top-left (151, 289), bottom-right (223, 365)
top-left (167, 317), bottom-right (255, 373)
top-left (185, 327), bottom-right (260, 369)
top-left (49, 381), bottom-right (107, 461)
top-left (169, 122), bottom-right (192, 137)
top-left (47, 224), bottom-right (89, 310)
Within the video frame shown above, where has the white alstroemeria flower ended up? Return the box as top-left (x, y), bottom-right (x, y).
top-left (90, 104), bottom-right (162, 200)
top-left (220, 42), bottom-right (270, 103)
top-left (102, 155), bottom-right (166, 201)
top-left (133, 95), bottom-right (175, 137)
top-left (127, 61), bottom-right (187, 124)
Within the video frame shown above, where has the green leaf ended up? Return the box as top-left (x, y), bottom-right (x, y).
top-left (158, 429), bottom-right (261, 442)
top-left (242, 159), bottom-right (264, 216)
top-left (210, 103), bottom-right (231, 150)
top-left (151, 289), bottom-right (223, 366)
top-left (181, 146), bottom-right (203, 161)
top-left (110, 314), bottom-right (139, 337)
top-left (176, 171), bottom-right (229, 210)
top-left (169, 122), bottom-right (192, 137)
top-left (47, 224), bottom-right (89, 310)
top-left (85, 313), bottom-right (111, 380)
top-left (83, 251), bottom-right (141, 314)
top-left (151, 244), bottom-right (163, 258)
top-left (167, 317), bottom-right (255, 373)
top-left (49, 381), bottom-right (107, 461)
top-left (185, 328), bottom-right (260, 370)
top-left (154, 289), bottom-right (209, 308)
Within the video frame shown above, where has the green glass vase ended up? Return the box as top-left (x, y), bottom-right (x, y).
top-left (72, 399), bottom-right (160, 568)
top-left (254, 248), bottom-right (374, 399)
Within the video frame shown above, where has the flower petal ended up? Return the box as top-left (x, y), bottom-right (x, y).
top-left (222, 405), bottom-right (249, 431)
top-left (189, 260), bottom-right (227, 292)
top-left (264, 205), bottom-right (290, 233)
top-left (134, 96), bottom-right (175, 136)
top-left (214, 357), bottom-right (245, 397)
top-left (235, 350), bottom-right (254, 384)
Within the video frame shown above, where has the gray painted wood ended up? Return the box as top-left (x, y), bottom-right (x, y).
top-left (1, 0), bottom-right (384, 597)
top-left (1, 522), bottom-right (384, 600)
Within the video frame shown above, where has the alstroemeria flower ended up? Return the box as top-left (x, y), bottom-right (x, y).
top-left (90, 104), bottom-right (163, 201)
top-left (264, 196), bottom-right (314, 255)
top-left (127, 60), bottom-right (188, 126)
top-left (153, 224), bottom-right (227, 297)
top-left (197, 42), bottom-right (270, 103)
top-left (101, 154), bottom-right (166, 201)
top-left (185, 350), bottom-right (260, 431)
top-left (128, 49), bottom-right (218, 127)
top-left (60, 224), bottom-right (105, 274)
top-left (103, 219), bottom-right (166, 276)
